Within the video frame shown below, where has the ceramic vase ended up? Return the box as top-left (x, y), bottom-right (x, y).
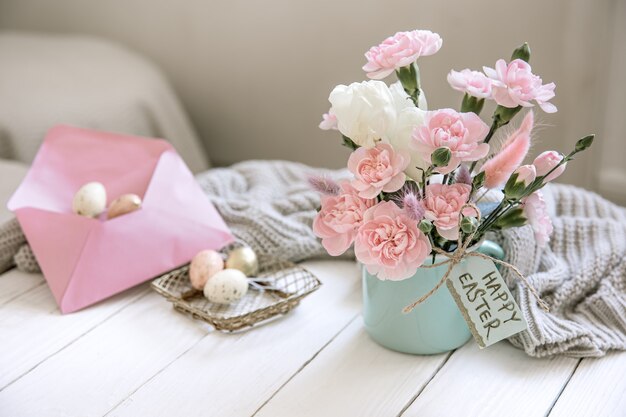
top-left (362, 240), bottom-right (504, 355)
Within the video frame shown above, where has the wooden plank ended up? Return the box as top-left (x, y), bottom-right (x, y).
top-left (0, 269), bottom-right (44, 306)
top-left (107, 260), bottom-right (362, 417)
top-left (0, 290), bottom-right (208, 417)
top-left (549, 352), bottom-right (626, 417)
top-left (255, 318), bottom-right (450, 417)
top-left (401, 341), bottom-right (579, 417)
top-left (0, 274), bottom-right (148, 389)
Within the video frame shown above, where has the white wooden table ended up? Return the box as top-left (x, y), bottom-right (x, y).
top-left (1, 162), bottom-right (626, 417)
top-left (1, 261), bottom-right (626, 417)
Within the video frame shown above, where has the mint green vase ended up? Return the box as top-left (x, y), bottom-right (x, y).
top-left (362, 240), bottom-right (504, 355)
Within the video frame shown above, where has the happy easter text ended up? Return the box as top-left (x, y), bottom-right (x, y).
top-left (458, 270), bottom-right (521, 340)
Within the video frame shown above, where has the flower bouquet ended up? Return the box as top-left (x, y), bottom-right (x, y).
top-left (312, 30), bottom-right (594, 354)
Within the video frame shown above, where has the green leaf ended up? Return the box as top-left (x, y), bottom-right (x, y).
top-left (341, 135), bottom-right (359, 151)
top-left (472, 171), bottom-right (486, 190)
top-left (493, 207), bottom-right (527, 229)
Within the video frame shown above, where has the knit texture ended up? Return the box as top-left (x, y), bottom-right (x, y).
top-left (195, 160), bottom-right (353, 266)
top-left (2, 160), bottom-right (625, 357)
top-left (0, 218), bottom-right (26, 273)
top-left (497, 184), bottom-right (626, 357)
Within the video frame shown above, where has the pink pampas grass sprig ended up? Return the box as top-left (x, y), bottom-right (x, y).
top-left (307, 175), bottom-right (341, 196)
top-left (481, 111), bottom-right (534, 189)
top-left (455, 165), bottom-right (472, 185)
top-left (391, 183), bottom-right (425, 221)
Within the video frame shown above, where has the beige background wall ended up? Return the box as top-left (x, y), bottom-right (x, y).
top-left (0, 0), bottom-right (623, 199)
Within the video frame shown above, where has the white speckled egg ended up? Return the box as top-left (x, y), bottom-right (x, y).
top-left (225, 246), bottom-right (259, 276)
top-left (108, 193), bottom-right (142, 219)
top-left (72, 182), bottom-right (107, 218)
top-left (203, 269), bottom-right (248, 304)
top-left (189, 250), bottom-right (224, 290)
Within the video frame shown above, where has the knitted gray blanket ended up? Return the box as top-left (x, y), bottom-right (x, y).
top-left (1, 160), bottom-right (625, 357)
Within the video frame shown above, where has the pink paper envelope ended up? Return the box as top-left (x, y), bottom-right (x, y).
top-left (8, 125), bottom-right (234, 313)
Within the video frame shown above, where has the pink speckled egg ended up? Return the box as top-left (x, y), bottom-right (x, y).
top-left (189, 250), bottom-right (224, 290)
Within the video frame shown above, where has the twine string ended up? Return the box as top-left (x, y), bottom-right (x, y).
top-left (402, 203), bottom-right (550, 314)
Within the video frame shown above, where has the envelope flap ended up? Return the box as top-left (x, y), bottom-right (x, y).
top-left (15, 208), bottom-right (95, 305)
top-left (143, 150), bottom-right (233, 238)
top-left (8, 125), bottom-right (173, 213)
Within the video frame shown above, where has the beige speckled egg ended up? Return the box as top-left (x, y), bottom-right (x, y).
top-left (108, 193), bottom-right (142, 219)
top-left (72, 182), bottom-right (107, 218)
top-left (189, 249), bottom-right (224, 290)
top-left (225, 246), bottom-right (259, 276)
top-left (203, 269), bottom-right (248, 304)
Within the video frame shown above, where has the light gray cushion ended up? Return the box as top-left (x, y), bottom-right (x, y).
top-left (0, 31), bottom-right (209, 172)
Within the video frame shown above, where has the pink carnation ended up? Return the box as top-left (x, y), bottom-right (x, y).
top-left (319, 112), bottom-right (338, 130)
top-left (354, 201), bottom-right (432, 280)
top-left (313, 182), bottom-right (376, 256)
top-left (447, 69), bottom-right (492, 99)
top-left (422, 183), bottom-right (471, 241)
top-left (533, 151), bottom-right (566, 183)
top-left (348, 143), bottom-right (409, 199)
top-left (484, 59), bottom-right (557, 113)
top-left (363, 30), bottom-right (442, 80)
top-left (411, 108), bottom-right (490, 174)
top-left (522, 191), bottom-right (553, 247)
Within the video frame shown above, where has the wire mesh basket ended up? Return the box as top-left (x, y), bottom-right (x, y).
top-left (151, 258), bottom-right (322, 331)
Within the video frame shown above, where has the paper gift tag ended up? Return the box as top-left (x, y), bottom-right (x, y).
top-left (446, 256), bottom-right (527, 348)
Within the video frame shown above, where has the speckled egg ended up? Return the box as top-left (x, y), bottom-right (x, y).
top-left (108, 193), bottom-right (142, 219)
top-left (189, 249), bottom-right (224, 290)
top-left (72, 182), bottom-right (107, 218)
top-left (225, 246), bottom-right (259, 276)
top-left (203, 268), bottom-right (248, 304)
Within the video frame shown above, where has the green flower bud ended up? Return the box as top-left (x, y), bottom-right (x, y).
top-left (575, 134), bottom-right (594, 152)
top-left (460, 216), bottom-right (478, 234)
top-left (419, 220), bottom-right (433, 234)
top-left (432, 147), bottom-right (452, 168)
top-left (511, 42), bottom-right (531, 63)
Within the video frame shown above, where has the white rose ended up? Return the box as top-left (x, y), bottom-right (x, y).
top-left (328, 80), bottom-right (396, 148)
top-left (385, 82), bottom-right (428, 181)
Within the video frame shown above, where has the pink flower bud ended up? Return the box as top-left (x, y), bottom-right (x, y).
top-left (533, 151), bottom-right (566, 183)
top-left (513, 164), bottom-right (536, 186)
